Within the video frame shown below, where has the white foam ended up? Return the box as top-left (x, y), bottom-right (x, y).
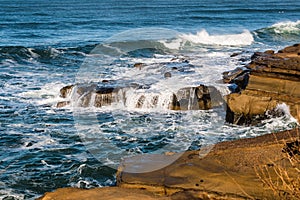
top-left (18, 82), bottom-right (66, 106)
top-left (123, 88), bottom-right (174, 111)
top-left (179, 29), bottom-right (254, 46)
top-left (274, 103), bottom-right (299, 124)
top-left (271, 20), bottom-right (300, 34)
top-left (159, 38), bottom-right (183, 50)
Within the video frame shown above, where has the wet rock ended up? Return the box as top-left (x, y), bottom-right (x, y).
top-left (57, 82), bottom-right (223, 111)
top-left (164, 72), bottom-right (172, 78)
top-left (59, 85), bottom-right (74, 98)
top-left (264, 50), bottom-right (274, 54)
top-left (223, 67), bottom-right (250, 91)
top-left (225, 44), bottom-right (300, 125)
top-left (230, 52), bottom-right (240, 57)
top-left (56, 101), bottom-right (70, 108)
top-left (169, 85), bottom-right (222, 111)
top-left (94, 87), bottom-right (115, 107)
top-left (172, 85), bottom-right (212, 110)
top-left (134, 63), bottom-right (144, 70)
top-left (225, 94), bottom-right (279, 125)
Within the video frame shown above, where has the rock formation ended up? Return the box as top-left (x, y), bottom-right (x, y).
top-left (56, 84), bottom-right (223, 111)
top-left (38, 128), bottom-right (300, 200)
top-left (224, 44), bottom-right (300, 125)
top-left (39, 44), bottom-right (300, 200)
top-left (116, 128), bottom-right (299, 200)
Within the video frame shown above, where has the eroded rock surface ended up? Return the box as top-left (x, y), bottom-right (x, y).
top-left (38, 128), bottom-right (299, 200)
top-left (117, 128), bottom-right (300, 200)
top-left (224, 44), bottom-right (300, 125)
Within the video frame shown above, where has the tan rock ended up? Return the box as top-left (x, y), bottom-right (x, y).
top-left (117, 128), bottom-right (300, 200)
top-left (225, 43), bottom-right (300, 125)
top-left (226, 93), bottom-right (277, 116)
top-left (37, 187), bottom-right (170, 200)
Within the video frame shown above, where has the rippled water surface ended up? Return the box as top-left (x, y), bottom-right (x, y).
top-left (0, 0), bottom-right (300, 199)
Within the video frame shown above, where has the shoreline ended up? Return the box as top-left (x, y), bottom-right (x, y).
top-left (38, 43), bottom-right (300, 199)
top-left (38, 127), bottom-right (300, 200)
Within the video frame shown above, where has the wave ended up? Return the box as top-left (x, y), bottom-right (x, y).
top-left (178, 29), bottom-right (254, 46)
top-left (0, 27), bottom-right (254, 64)
top-left (0, 45), bottom-right (96, 64)
top-left (255, 20), bottom-right (300, 41)
top-left (269, 20), bottom-right (300, 34)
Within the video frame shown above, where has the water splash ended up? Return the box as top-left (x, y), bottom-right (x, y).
top-left (178, 29), bottom-right (254, 46)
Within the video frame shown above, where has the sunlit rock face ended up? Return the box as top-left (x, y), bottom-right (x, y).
top-left (224, 43), bottom-right (300, 125)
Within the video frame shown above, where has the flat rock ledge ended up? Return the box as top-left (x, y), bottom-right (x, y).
top-left (38, 128), bottom-right (300, 200)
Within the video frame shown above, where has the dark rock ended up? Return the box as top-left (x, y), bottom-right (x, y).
top-left (134, 63), bottom-right (144, 70)
top-left (164, 72), bottom-right (172, 78)
top-left (56, 101), bottom-right (70, 108)
top-left (59, 85), bottom-right (74, 98)
top-left (57, 82), bottom-right (223, 111)
top-left (264, 50), bottom-right (274, 54)
top-left (230, 52), bottom-right (240, 57)
top-left (223, 67), bottom-right (250, 92)
top-left (170, 85), bottom-right (223, 111)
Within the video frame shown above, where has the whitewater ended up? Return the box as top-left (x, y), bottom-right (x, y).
top-left (0, 0), bottom-right (300, 199)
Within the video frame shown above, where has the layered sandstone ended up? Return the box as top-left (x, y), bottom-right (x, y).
top-left (38, 128), bottom-right (300, 200)
top-left (225, 44), bottom-right (300, 125)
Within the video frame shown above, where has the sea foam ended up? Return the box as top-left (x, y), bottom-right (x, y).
top-left (179, 29), bottom-right (254, 46)
top-left (271, 20), bottom-right (300, 34)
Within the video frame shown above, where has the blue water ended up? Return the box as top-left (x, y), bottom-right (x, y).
top-left (0, 0), bottom-right (300, 199)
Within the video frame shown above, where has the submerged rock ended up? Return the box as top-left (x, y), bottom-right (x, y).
top-left (225, 44), bottom-right (300, 125)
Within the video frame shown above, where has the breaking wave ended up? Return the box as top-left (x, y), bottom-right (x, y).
top-left (255, 20), bottom-right (300, 41)
top-left (178, 29), bottom-right (254, 46)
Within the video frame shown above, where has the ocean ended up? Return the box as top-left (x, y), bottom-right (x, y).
top-left (0, 0), bottom-right (299, 199)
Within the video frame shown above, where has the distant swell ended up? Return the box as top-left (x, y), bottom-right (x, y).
top-left (0, 45), bottom-right (96, 64)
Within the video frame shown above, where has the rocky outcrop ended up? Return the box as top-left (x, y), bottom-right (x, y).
top-left (56, 84), bottom-right (223, 111)
top-left (39, 128), bottom-right (299, 199)
top-left (117, 128), bottom-right (299, 200)
top-left (225, 44), bottom-right (300, 125)
top-left (37, 187), bottom-right (170, 200)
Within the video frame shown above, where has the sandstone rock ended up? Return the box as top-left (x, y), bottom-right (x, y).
top-left (37, 187), bottom-right (170, 200)
top-left (225, 44), bottom-right (300, 125)
top-left (117, 128), bottom-right (300, 200)
top-left (59, 85), bottom-right (74, 98)
top-left (38, 128), bottom-right (300, 200)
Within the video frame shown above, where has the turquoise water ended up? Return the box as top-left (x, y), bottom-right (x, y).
top-left (0, 0), bottom-right (300, 199)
